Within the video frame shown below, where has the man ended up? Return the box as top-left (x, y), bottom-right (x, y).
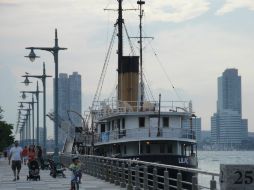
top-left (8, 141), bottom-right (23, 181)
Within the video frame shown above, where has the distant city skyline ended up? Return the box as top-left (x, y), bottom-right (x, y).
top-left (0, 0), bottom-right (254, 139)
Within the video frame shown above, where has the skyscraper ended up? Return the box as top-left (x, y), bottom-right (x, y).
top-left (211, 68), bottom-right (248, 147)
top-left (69, 72), bottom-right (82, 127)
top-left (53, 72), bottom-right (82, 148)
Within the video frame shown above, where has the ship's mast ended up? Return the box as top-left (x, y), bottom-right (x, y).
top-left (138, 0), bottom-right (145, 110)
top-left (117, 0), bottom-right (123, 101)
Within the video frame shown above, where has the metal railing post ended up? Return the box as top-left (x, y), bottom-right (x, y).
top-left (210, 176), bottom-right (217, 190)
top-left (105, 159), bottom-right (110, 182)
top-left (110, 160), bottom-right (115, 183)
top-left (101, 159), bottom-right (106, 180)
top-left (115, 161), bottom-right (120, 185)
top-left (192, 175), bottom-right (198, 190)
top-left (164, 170), bottom-right (169, 190)
top-left (121, 162), bottom-right (126, 188)
top-left (153, 167), bottom-right (158, 190)
top-left (134, 165), bottom-right (141, 190)
top-left (99, 159), bottom-right (104, 180)
top-left (95, 157), bottom-right (99, 177)
top-left (127, 162), bottom-right (133, 190)
top-left (143, 166), bottom-right (148, 190)
top-left (177, 172), bottom-right (182, 190)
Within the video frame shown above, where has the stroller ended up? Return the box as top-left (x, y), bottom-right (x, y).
top-left (27, 160), bottom-right (40, 181)
top-left (48, 159), bottom-right (66, 178)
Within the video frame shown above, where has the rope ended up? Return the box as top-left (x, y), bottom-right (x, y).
top-left (146, 39), bottom-right (183, 101)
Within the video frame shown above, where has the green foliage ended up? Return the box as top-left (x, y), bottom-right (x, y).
top-left (0, 106), bottom-right (14, 152)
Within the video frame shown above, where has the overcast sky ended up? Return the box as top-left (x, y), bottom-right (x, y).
top-left (0, 0), bottom-right (254, 139)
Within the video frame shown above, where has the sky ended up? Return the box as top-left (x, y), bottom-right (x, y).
top-left (0, 0), bottom-right (254, 139)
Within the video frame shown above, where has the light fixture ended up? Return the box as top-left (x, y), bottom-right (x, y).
top-left (24, 77), bottom-right (30, 86)
top-left (22, 92), bottom-right (26, 99)
top-left (26, 49), bottom-right (38, 62)
top-left (19, 102), bottom-right (24, 108)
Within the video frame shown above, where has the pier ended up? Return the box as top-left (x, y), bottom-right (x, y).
top-left (0, 158), bottom-right (124, 190)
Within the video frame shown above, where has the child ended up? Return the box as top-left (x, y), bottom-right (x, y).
top-left (69, 156), bottom-right (82, 187)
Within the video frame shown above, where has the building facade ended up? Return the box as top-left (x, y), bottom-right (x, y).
top-left (211, 68), bottom-right (248, 148)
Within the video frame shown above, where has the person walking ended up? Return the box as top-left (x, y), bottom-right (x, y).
top-left (8, 141), bottom-right (23, 181)
top-left (36, 146), bottom-right (42, 167)
top-left (22, 146), bottom-right (28, 165)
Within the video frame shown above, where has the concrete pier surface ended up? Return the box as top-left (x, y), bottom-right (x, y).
top-left (0, 159), bottom-right (124, 190)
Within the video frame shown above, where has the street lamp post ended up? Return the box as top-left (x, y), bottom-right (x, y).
top-left (19, 99), bottom-right (37, 145)
top-left (22, 63), bottom-right (52, 156)
top-left (18, 108), bottom-right (31, 145)
top-left (21, 82), bottom-right (42, 145)
top-left (25, 29), bottom-right (67, 161)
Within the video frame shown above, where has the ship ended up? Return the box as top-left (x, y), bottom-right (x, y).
top-left (69, 0), bottom-right (198, 186)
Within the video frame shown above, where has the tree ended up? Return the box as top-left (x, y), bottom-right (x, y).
top-left (0, 106), bottom-right (14, 152)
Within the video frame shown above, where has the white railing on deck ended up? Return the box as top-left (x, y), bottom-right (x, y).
top-left (94, 127), bottom-right (195, 144)
top-left (92, 99), bottom-right (190, 119)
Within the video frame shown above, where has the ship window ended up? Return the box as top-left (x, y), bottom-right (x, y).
top-left (163, 117), bottom-right (169, 127)
top-left (122, 118), bottom-right (125, 129)
top-left (101, 124), bottom-right (105, 133)
top-left (167, 144), bottom-right (173, 153)
top-left (112, 120), bottom-right (115, 130)
top-left (124, 145), bottom-right (127, 154)
top-left (140, 144), bottom-right (143, 154)
top-left (160, 144), bottom-right (165, 153)
top-left (139, 117), bottom-right (145, 127)
top-left (146, 144), bottom-right (150, 153)
top-left (107, 122), bottom-right (110, 131)
top-left (117, 119), bottom-right (120, 130)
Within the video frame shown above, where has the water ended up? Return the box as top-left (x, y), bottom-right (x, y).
top-left (197, 151), bottom-right (254, 188)
top-left (198, 151), bottom-right (254, 172)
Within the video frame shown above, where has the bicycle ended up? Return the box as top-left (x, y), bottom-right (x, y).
top-left (70, 170), bottom-right (80, 190)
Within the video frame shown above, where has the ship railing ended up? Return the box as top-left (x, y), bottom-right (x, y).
top-left (94, 127), bottom-right (195, 144)
top-left (92, 99), bottom-right (190, 119)
top-left (61, 153), bottom-right (219, 190)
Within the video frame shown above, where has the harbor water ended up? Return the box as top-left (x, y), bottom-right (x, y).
top-left (198, 151), bottom-right (254, 188)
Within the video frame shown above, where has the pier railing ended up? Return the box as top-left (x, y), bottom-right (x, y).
top-left (61, 154), bottom-right (219, 190)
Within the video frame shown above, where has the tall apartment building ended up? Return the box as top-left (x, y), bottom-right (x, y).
top-left (53, 72), bottom-right (82, 147)
top-left (211, 68), bottom-right (248, 147)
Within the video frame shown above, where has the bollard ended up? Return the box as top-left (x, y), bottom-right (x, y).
top-left (133, 165), bottom-right (141, 190)
top-left (120, 162), bottom-right (126, 188)
top-left (177, 172), bottom-right (182, 190)
top-left (210, 177), bottom-right (217, 190)
top-left (143, 166), bottom-right (148, 190)
top-left (164, 170), bottom-right (169, 190)
top-left (192, 175), bottom-right (198, 190)
top-left (153, 167), bottom-right (158, 190)
top-left (127, 162), bottom-right (133, 190)
top-left (115, 161), bottom-right (120, 185)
